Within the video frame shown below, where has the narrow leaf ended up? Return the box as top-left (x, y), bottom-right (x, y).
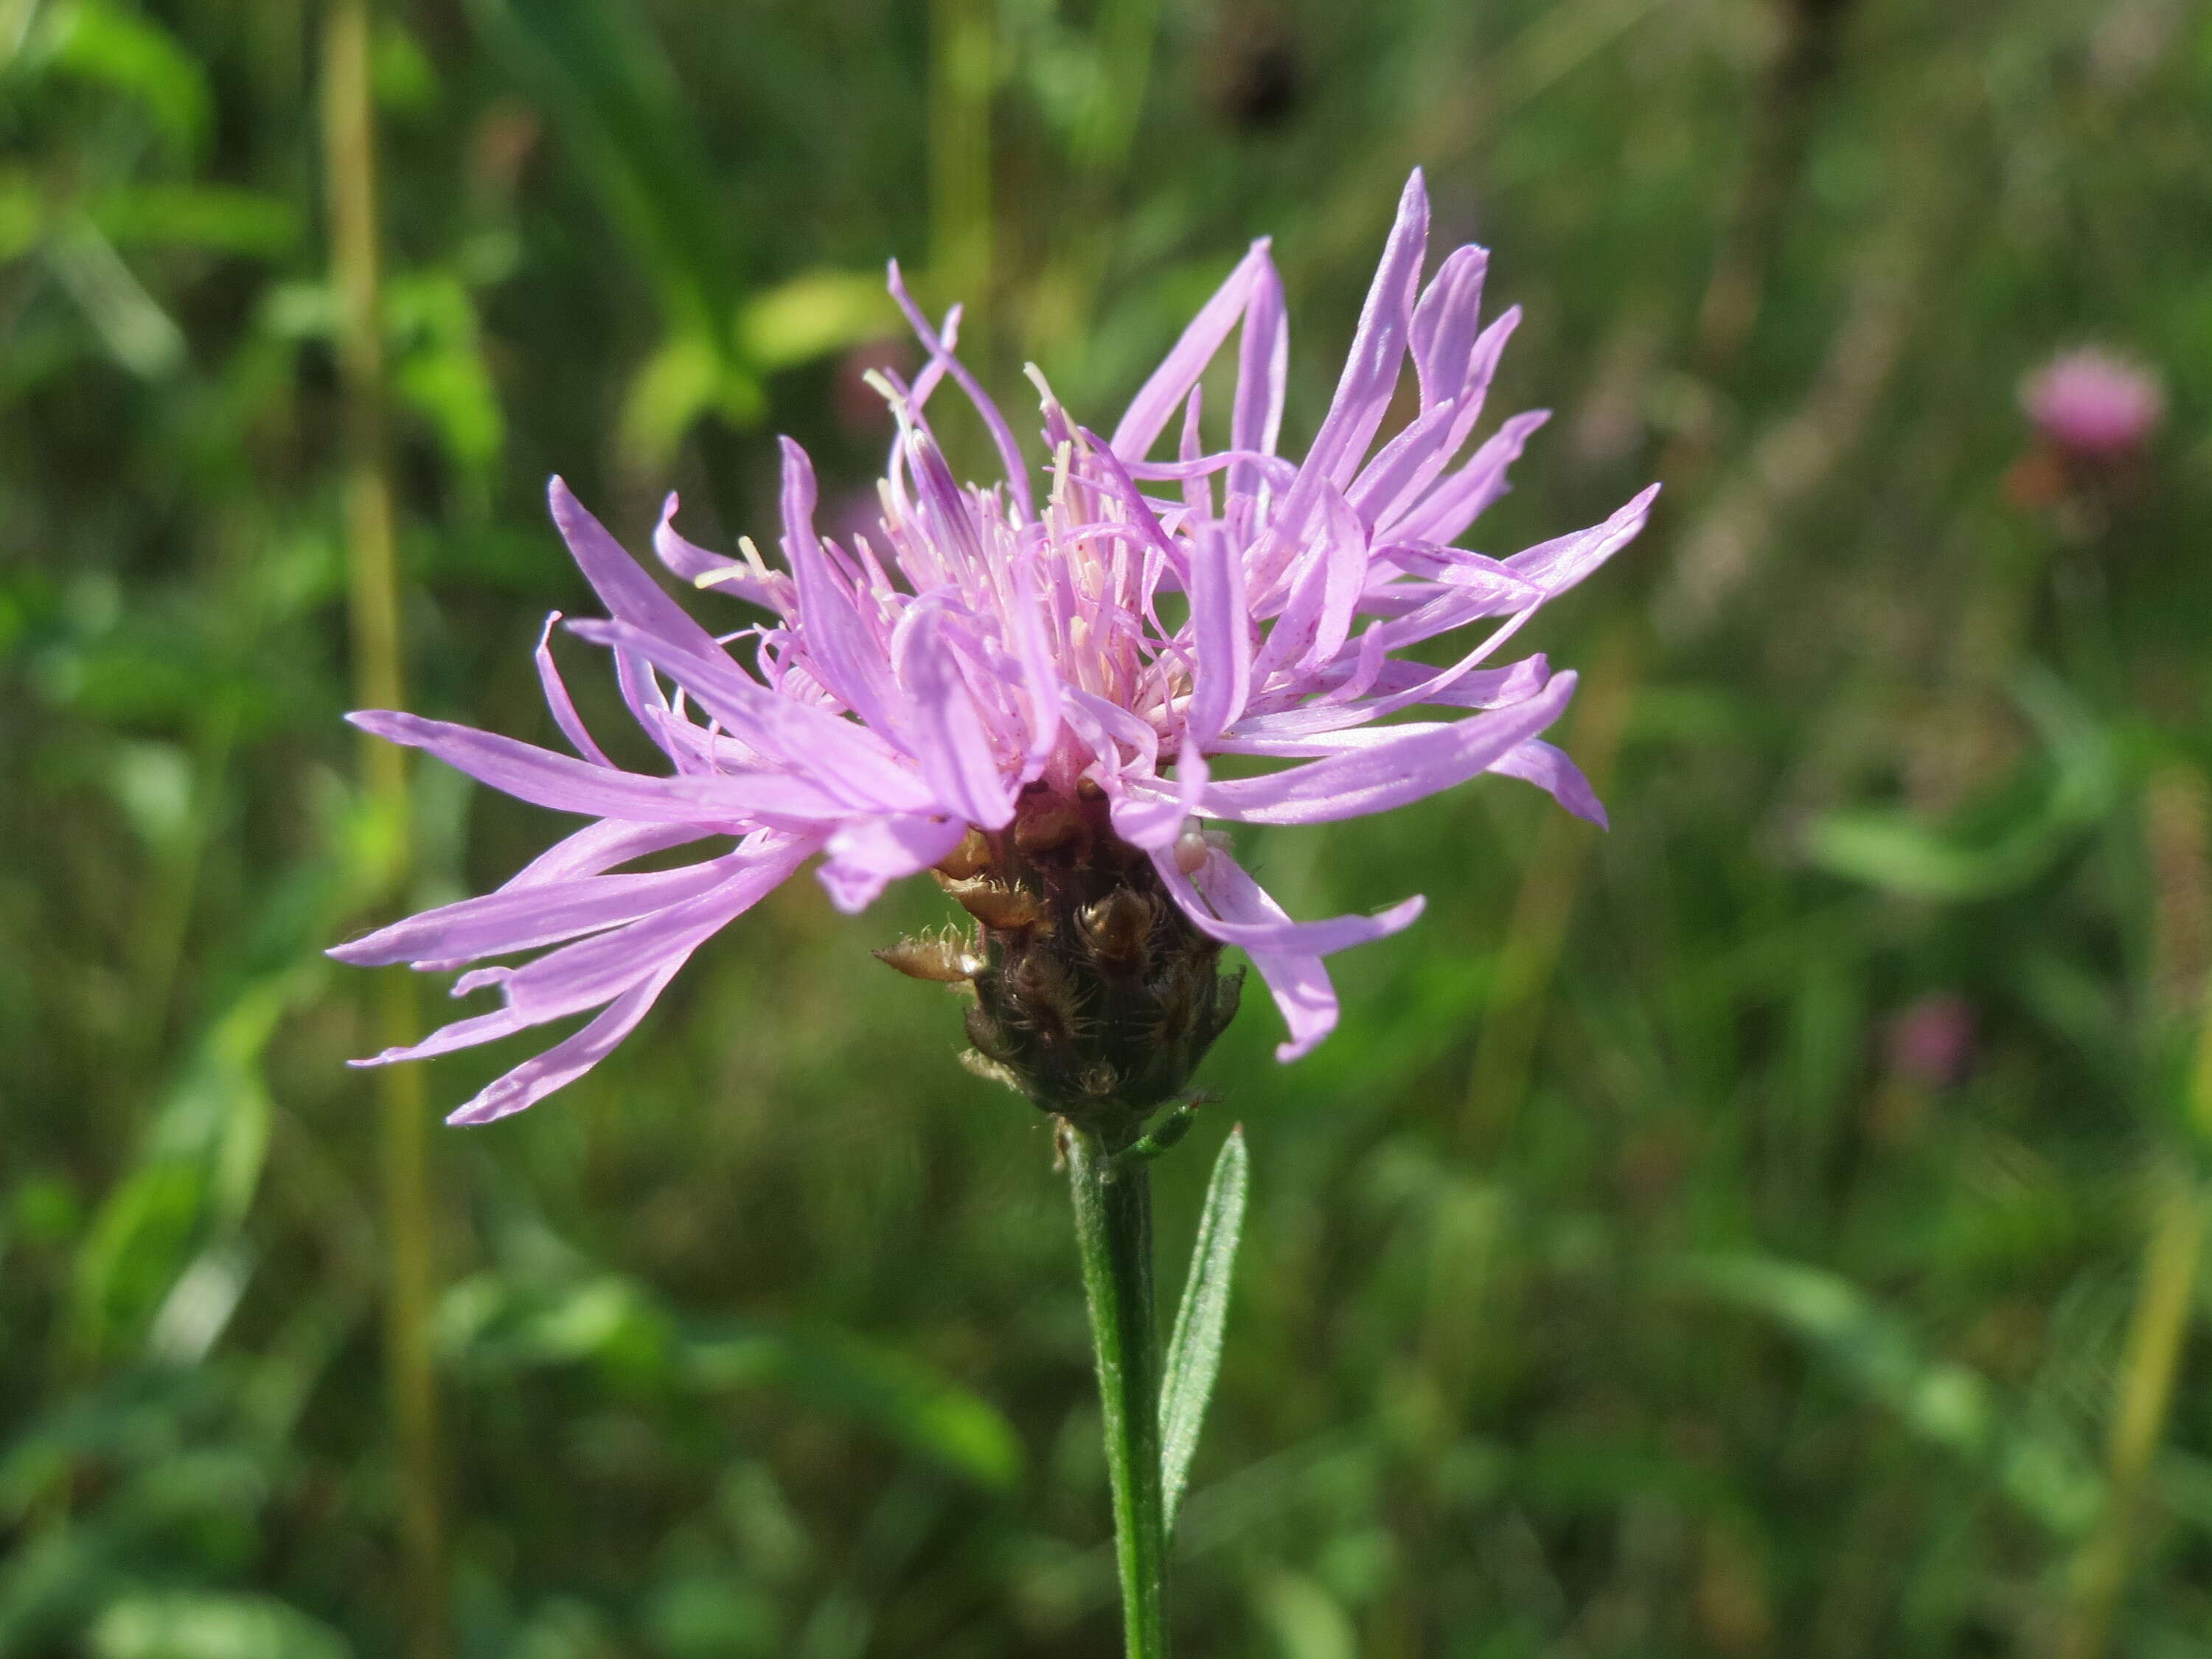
top-left (468, 0), bottom-right (744, 344)
top-left (1159, 1124), bottom-right (1248, 1534)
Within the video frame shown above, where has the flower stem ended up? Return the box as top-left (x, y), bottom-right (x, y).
top-left (1067, 1128), bottom-right (1169, 1659)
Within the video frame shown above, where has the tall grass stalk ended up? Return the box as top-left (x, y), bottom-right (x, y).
top-left (321, 4), bottom-right (448, 1652)
top-left (2056, 921), bottom-right (2212, 1659)
top-left (928, 0), bottom-right (994, 306)
top-left (2055, 1166), bottom-right (2205, 1659)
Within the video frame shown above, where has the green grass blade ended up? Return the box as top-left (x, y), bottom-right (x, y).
top-left (1159, 1124), bottom-right (1247, 1536)
top-left (467, 0), bottom-right (742, 344)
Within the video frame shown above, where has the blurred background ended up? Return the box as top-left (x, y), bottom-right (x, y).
top-left (4, 0), bottom-right (2211, 1655)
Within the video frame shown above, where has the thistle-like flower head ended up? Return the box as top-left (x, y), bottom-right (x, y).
top-left (331, 171), bottom-right (1656, 1126)
top-left (2021, 348), bottom-right (2165, 457)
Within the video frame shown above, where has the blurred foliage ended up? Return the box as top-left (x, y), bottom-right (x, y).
top-left (4, 0), bottom-right (2212, 1655)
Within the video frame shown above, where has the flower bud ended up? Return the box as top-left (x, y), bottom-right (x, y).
top-left (891, 784), bottom-right (1243, 1133)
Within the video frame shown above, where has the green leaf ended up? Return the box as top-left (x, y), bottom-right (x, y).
top-left (1251, 1567), bottom-right (1357, 1659)
top-left (41, 218), bottom-right (186, 378)
top-left (438, 1267), bottom-right (1023, 1492)
top-left (1159, 1124), bottom-right (1247, 1534)
top-left (386, 270), bottom-right (507, 481)
top-left (89, 1591), bottom-right (352, 1659)
top-left (617, 329), bottom-right (760, 473)
top-left (91, 185), bottom-right (299, 258)
top-left (69, 1164), bottom-right (206, 1362)
top-left (761, 1327), bottom-right (1024, 1495)
top-left (1682, 1252), bottom-right (2100, 1536)
top-left (738, 268), bottom-right (897, 371)
top-left (1806, 667), bottom-right (2115, 901)
top-left (0, 173), bottom-right (44, 262)
top-left (467, 0), bottom-right (742, 344)
top-left (36, 0), bottom-right (212, 159)
top-left (66, 973), bottom-right (298, 1364)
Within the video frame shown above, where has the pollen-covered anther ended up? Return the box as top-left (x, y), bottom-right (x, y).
top-left (945, 877), bottom-right (1043, 933)
top-left (873, 933), bottom-right (982, 983)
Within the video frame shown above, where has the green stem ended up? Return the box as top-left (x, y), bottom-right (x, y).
top-left (322, 5), bottom-right (448, 1655)
top-left (2056, 1164), bottom-right (2204, 1659)
top-left (1067, 1129), bottom-right (1169, 1659)
top-left (928, 0), bottom-right (993, 303)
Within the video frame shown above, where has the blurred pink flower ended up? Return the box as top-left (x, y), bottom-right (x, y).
top-left (2020, 349), bottom-right (2164, 457)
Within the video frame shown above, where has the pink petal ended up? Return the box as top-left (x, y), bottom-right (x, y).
top-left (1489, 737), bottom-right (1608, 827)
top-left (1202, 670), bottom-right (1577, 824)
top-left (1230, 249), bottom-right (1288, 496)
top-left (1384, 407), bottom-right (1549, 546)
top-left (1155, 847), bottom-right (1416, 1061)
top-left (1112, 239), bottom-right (1274, 462)
top-left (548, 479), bottom-right (723, 658)
top-left (350, 1004), bottom-right (532, 1067)
top-left (1152, 844), bottom-right (1425, 957)
top-left (534, 612), bottom-right (613, 766)
top-left (1409, 244), bottom-right (1489, 412)
top-left (892, 600), bottom-right (1015, 829)
top-left (1282, 169), bottom-right (1430, 516)
top-left (349, 711), bottom-right (764, 824)
top-left (1186, 522), bottom-right (1252, 742)
top-left (445, 961), bottom-right (686, 1126)
top-left (887, 261), bottom-right (1035, 522)
top-left (777, 439), bottom-right (905, 733)
top-left (817, 813), bottom-right (967, 914)
top-left (1223, 654), bottom-right (1552, 742)
top-left (1108, 745), bottom-right (1208, 852)
top-left (497, 819), bottom-right (717, 889)
top-left (1252, 483), bottom-right (1365, 676)
top-left (498, 835), bottom-right (815, 1023)
top-left (565, 620), bottom-right (934, 817)
top-left (1503, 482), bottom-right (1660, 594)
top-left (655, 493), bottom-right (793, 616)
top-left (327, 858), bottom-right (745, 968)
top-left (1436, 304), bottom-right (1523, 463)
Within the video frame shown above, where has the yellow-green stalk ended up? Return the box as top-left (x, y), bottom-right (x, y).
top-left (2054, 770), bottom-right (2212, 1659)
top-left (2054, 1166), bottom-right (2204, 1659)
top-left (321, 4), bottom-right (447, 1653)
top-left (928, 0), bottom-right (994, 307)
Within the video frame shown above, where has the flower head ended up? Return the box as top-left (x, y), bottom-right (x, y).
top-left (331, 171), bottom-right (1655, 1125)
top-left (2021, 348), bottom-right (2165, 457)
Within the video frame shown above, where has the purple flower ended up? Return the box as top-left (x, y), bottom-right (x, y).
top-left (2021, 348), bottom-right (2165, 457)
top-left (332, 172), bottom-right (1655, 1124)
